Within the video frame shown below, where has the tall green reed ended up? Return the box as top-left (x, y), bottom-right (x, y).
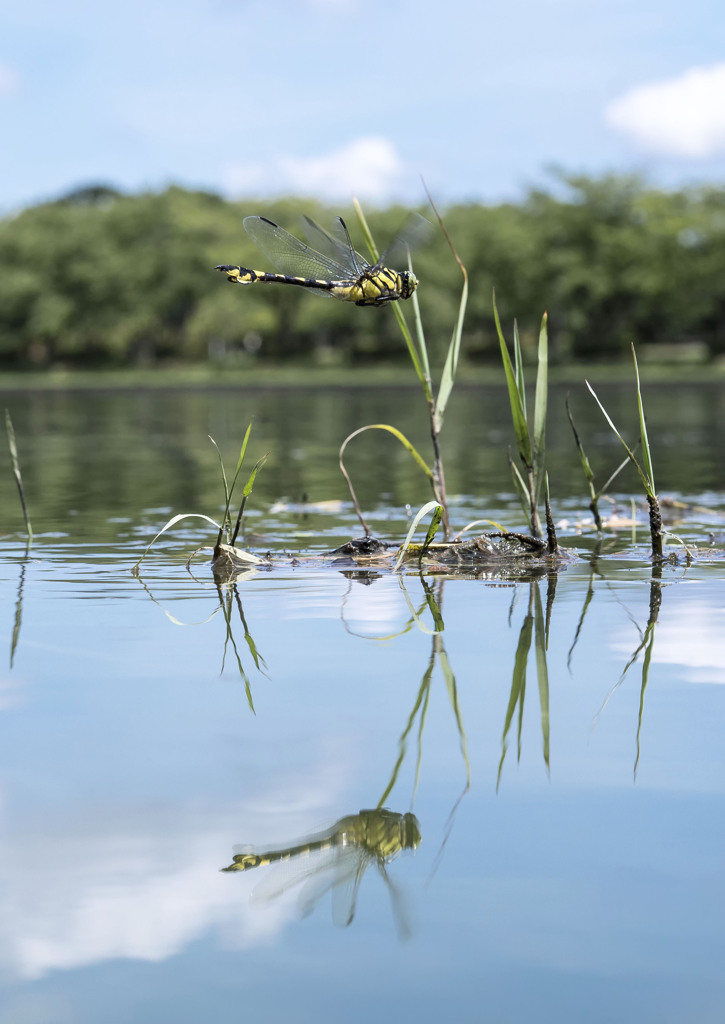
top-left (586, 344), bottom-right (663, 558)
top-left (339, 196), bottom-right (468, 541)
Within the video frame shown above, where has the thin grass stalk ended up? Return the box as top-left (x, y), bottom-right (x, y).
top-left (340, 425), bottom-right (437, 540)
top-left (230, 453), bottom-right (269, 546)
top-left (355, 194), bottom-right (467, 541)
top-left (532, 314), bottom-right (549, 506)
top-left (544, 474), bottom-right (558, 554)
top-left (5, 410), bottom-right (32, 541)
top-left (586, 357), bottom-right (662, 558)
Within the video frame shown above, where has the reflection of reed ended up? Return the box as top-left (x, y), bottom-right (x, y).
top-left (216, 581), bottom-right (268, 711)
top-left (497, 577), bottom-right (553, 789)
top-left (132, 569), bottom-right (266, 710)
top-left (594, 565), bottom-right (663, 778)
top-left (377, 578), bottom-right (470, 810)
top-left (9, 542), bottom-right (31, 669)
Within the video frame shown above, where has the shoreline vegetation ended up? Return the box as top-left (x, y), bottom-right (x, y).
top-left (2, 174), bottom-right (725, 371)
top-left (1, 357), bottom-right (725, 391)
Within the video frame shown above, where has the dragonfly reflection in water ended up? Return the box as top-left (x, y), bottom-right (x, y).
top-left (215, 212), bottom-right (431, 306)
top-left (222, 808), bottom-right (421, 934)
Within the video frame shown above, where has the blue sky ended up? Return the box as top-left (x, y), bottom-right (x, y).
top-left (2, 0), bottom-right (724, 214)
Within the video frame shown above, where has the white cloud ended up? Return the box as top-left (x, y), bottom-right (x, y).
top-left (611, 604), bottom-right (725, 685)
top-left (605, 64), bottom-right (725, 158)
top-left (223, 136), bottom-right (407, 203)
top-left (0, 62), bottom-right (19, 95)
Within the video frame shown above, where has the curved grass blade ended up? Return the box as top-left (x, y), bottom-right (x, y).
top-left (339, 423), bottom-right (435, 537)
top-left (394, 501), bottom-right (444, 571)
top-left (132, 512), bottom-right (223, 573)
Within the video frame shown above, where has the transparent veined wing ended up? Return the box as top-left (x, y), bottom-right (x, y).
top-left (375, 212), bottom-right (434, 269)
top-left (243, 216), bottom-right (354, 281)
top-left (300, 216), bottom-right (369, 277)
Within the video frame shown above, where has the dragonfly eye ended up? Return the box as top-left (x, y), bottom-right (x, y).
top-left (399, 271), bottom-right (418, 300)
top-left (400, 813), bottom-right (422, 849)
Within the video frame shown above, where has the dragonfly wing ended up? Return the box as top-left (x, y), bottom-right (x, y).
top-left (376, 212), bottom-right (434, 269)
top-left (243, 216), bottom-right (352, 280)
top-left (300, 216), bottom-right (367, 277)
top-left (249, 845), bottom-right (341, 906)
top-left (378, 861), bottom-right (414, 941)
top-left (330, 851), bottom-right (369, 928)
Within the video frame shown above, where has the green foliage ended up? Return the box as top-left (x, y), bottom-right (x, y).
top-left (3, 173), bottom-right (725, 366)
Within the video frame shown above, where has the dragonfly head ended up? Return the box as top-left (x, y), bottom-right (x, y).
top-left (399, 813), bottom-right (422, 850)
top-left (398, 270), bottom-right (418, 300)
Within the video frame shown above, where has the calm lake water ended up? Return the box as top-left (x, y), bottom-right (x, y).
top-left (1, 381), bottom-right (725, 1024)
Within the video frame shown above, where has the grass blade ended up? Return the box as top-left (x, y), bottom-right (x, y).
top-left (394, 501), bottom-right (443, 570)
top-left (5, 409), bottom-right (32, 541)
top-left (493, 295), bottom-right (532, 467)
top-left (631, 344), bottom-right (655, 496)
top-left (532, 313), bottom-right (548, 503)
top-left (585, 381), bottom-right (653, 496)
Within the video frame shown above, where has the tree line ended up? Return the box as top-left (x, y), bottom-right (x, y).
top-left (1, 174), bottom-right (724, 367)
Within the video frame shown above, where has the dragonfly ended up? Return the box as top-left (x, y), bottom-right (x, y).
top-left (215, 212), bottom-right (431, 307)
top-left (221, 808), bottom-right (421, 932)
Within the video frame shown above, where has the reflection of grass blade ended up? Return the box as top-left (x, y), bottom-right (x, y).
top-left (5, 410), bottom-right (32, 541)
top-left (10, 549), bottom-right (29, 669)
top-left (421, 578), bottom-right (445, 632)
top-left (497, 603), bottom-right (533, 789)
top-left (439, 644), bottom-right (471, 787)
top-left (533, 583), bottom-right (551, 773)
top-left (413, 659), bottom-right (433, 804)
top-left (634, 626), bottom-right (655, 780)
top-left (232, 586), bottom-right (268, 677)
top-left (218, 585), bottom-right (255, 711)
top-left (377, 666), bottom-right (430, 809)
top-left (568, 573), bottom-right (595, 672)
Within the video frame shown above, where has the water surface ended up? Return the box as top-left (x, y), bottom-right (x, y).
top-left (1, 383), bottom-right (724, 1023)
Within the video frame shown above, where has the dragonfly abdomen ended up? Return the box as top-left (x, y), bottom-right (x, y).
top-left (220, 834), bottom-right (339, 872)
top-left (215, 265), bottom-right (352, 295)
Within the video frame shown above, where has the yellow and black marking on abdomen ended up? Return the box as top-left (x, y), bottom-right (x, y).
top-left (220, 809), bottom-right (420, 873)
top-left (215, 265), bottom-right (353, 297)
top-left (221, 835), bottom-right (338, 873)
top-left (215, 264), bottom-right (416, 307)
